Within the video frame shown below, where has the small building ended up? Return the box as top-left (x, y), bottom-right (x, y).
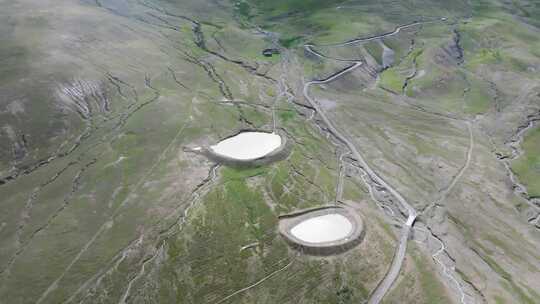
top-left (262, 48), bottom-right (280, 57)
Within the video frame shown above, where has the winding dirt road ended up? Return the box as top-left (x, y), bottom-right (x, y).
top-left (301, 19), bottom-right (451, 303)
top-left (303, 60), bottom-right (416, 304)
top-left (302, 45), bottom-right (415, 304)
top-left (302, 64), bottom-right (417, 225)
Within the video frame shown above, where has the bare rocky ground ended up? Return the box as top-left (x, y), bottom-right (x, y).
top-left (0, 0), bottom-right (539, 304)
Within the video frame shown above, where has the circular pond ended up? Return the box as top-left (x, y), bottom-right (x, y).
top-left (279, 206), bottom-right (364, 255)
top-left (210, 131), bottom-right (282, 161)
top-left (290, 214), bottom-right (353, 243)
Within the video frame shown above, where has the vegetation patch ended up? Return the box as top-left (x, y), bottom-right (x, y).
top-left (364, 41), bottom-right (383, 65)
top-left (511, 126), bottom-right (540, 197)
top-left (464, 78), bottom-right (492, 114)
top-left (379, 68), bottom-right (403, 93)
top-left (279, 36), bottom-right (303, 48)
top-left (467, 48), bottom-right (502, 68)
top-left (411, 246), bottom-right (452, 304)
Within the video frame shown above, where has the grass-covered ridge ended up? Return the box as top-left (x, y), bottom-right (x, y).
top-left (512, 126), bottom-right (540, 198)
top-left (235, 0), bottom-right (469, 45)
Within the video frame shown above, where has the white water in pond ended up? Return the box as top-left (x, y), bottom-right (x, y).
top-left (210, 132), bottom-right (281, 160)
top-left (290, 214), bottom-right (353, 243)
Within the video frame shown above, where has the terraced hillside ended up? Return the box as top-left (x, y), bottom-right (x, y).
top-left (0, 0), bottom-right (539, 303)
